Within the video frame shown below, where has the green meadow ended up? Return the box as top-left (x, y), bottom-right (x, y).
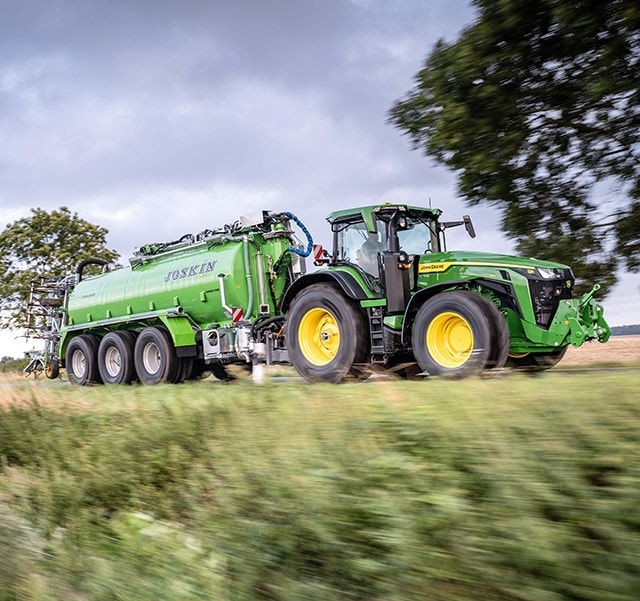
top-left (1, 372), bottom-right (639, 600)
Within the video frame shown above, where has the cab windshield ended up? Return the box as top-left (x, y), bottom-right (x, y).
top-left (335, 216), bottom-right (437, 276)
top-left (397, 221), bottom-right (436, 255)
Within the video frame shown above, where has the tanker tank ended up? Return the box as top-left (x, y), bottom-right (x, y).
top-left (66, 231), bottom-right (291, 330)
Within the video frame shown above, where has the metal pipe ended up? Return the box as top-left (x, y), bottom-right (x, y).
top-left (243, 235), bottom-right (255, 319)
top-left (218, 274), bottom-right (233, 317)
top-left (255, 249), bottom-right (268, 310)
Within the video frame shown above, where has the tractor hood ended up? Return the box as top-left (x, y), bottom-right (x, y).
top-left (417, 250), bottom-right (572, 278)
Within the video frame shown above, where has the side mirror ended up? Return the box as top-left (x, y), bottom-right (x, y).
top-left (463, 215), bottom-right (476, 239)
top-left (439, 215), bottom-right (477, 239)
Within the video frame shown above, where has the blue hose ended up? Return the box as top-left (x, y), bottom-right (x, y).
top-left (284, 212), bottom-right (313, 257)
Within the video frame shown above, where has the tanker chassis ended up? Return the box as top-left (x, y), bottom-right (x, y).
top-left (28, 204), bottom-right (610, 384)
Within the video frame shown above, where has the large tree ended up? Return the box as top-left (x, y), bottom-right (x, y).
top-left (389, 0), bottom-right (640, 297)
top-left (0, 207), bottom-right (119, 330)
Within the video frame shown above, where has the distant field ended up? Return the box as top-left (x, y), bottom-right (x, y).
top-left (563, 334), bottom-right (640, 366)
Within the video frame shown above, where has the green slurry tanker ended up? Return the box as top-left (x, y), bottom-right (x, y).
top-left (28, 204), bottom-right (610, 384)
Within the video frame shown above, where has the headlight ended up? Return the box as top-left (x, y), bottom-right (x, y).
top-left (537, 267), bottom-right (563, 279)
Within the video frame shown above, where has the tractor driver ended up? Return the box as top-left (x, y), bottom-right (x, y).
top-left (356, 231), bottom-right (385, 276)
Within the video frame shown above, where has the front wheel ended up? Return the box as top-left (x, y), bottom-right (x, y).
top-left (411, 291), bottom-right (493, 377)
top-left (474, 295), bottom-right (510, 370)
top-left (287, 284), bottom-right (368, 383)
top-left (506, 347), bottom-right (568, 371)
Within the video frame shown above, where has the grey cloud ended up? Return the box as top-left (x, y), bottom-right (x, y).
top-left (0, 0), bottom-right (474, 238)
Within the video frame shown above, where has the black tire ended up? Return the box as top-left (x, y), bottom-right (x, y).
top-left (188, 358), bottom-right (209, 380)
top-left (98, 331), bottom-right (136, 384)
top-left (411, 291), bottom-right (493, 377)
top-left (210, 362), bottom-right (231, 381)
top-left (134, 326), bottom-right (178, 385)
top-left (45, 359), bottom-right (60, 380)
top-left (66, 334), bottom-right (101, 385)
top-left (506, 346), bottom-right (568, 371)
top-left (172, 357), bottom-right (194, 384)
top-left (287, 283), bottom-right (368, 383)
top-left (475, 295), bottom-right (510, 369)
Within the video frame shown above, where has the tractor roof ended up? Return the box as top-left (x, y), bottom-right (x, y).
top-left (327, 203), bottom-right (442, 233)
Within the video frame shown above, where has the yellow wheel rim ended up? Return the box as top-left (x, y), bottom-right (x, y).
top-left (298, 307), bottom-right (340, 366)
top-left (426, 312), bottom-right (474, 368)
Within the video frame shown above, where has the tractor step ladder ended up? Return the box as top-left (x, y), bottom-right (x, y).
top-left (367, 307), bottom-right (385, 362)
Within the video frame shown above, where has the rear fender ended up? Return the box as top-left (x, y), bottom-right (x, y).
top-left (280, 270), bottom-right (372, 314)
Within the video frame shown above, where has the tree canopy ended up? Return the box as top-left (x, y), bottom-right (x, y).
top-left (0, 207), bottom-right (119, 330)
top-left (389, 0), bottom-right (640, 296)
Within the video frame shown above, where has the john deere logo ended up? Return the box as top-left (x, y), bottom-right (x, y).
top-left (418, 262), bottom-right (452, 273)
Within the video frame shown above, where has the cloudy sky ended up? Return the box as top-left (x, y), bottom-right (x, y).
top-left (1, 0), bottom-right (637, 357)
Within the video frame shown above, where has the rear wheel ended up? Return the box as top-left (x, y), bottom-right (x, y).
top-left (134, 327), bottom-right (178, 385)
top-left (66, 335), bottom-right (101, 385)
top-left (506, 347), bottom-right (568, 371)
top-left (287, 284), bottom-right (368, 383)
top-left (412, 291), bottom-right (492, 377)
top-left (98, 331), bottom-right (136, 384)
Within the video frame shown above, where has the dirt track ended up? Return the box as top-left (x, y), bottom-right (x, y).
top-left (562, 335), bottom-right (640, 366)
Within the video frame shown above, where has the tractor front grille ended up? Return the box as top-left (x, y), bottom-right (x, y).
top-left (529, 270), bottom-right (574, 329)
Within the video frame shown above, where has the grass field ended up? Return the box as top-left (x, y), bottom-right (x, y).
top-left (1, 368), bottom-right (639, 601)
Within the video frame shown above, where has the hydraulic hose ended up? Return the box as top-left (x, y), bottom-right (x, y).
top-left (76, 258), bottom-right (109, 282)
top-left (283, 212), bottom-right (313, 257)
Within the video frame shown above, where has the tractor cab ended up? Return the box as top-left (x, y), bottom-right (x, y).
top-left (328, 204), bottom-right (440, 273)
top-left (327, 203), bottom-right (476, 266)
top-left (326, 203), bottom-right (477, 313)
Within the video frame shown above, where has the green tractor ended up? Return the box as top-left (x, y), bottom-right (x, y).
top-left (282, 203), bottom-right (610, 382)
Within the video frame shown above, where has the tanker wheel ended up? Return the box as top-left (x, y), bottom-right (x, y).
top-left (45, 359), bottom-right (60, 380)
top-left (412, 291), bottom-right (492, 377)
top-left (98, 331), bottom-right (136, 384)
top-left (66, 334), bottom-right (101, 385)
top-left (134, 326), bottom-right (178, 385)
top-left (173, 357), bottom-right (194, 384)
top-left (506, 346), bottom-right (568, 371)
top-left (287, 283), bottom-right (368, 383)
top-left (188, 358), bottom-right (209, 380)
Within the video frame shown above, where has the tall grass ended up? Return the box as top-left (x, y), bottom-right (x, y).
top-left (1, 372), bottom-right (639, 600)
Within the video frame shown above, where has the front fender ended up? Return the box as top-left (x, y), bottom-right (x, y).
top-left (401, 281), bottom-right (469, 344)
